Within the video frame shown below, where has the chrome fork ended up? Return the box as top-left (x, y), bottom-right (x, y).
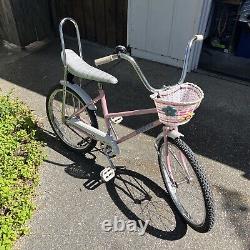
top-left (163, 126), bottom-right (193, 187)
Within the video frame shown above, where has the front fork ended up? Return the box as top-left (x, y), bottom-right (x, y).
top-left (163, 126), bottom-right (175, 184)
top-left (163, 126), bottom-right (192, 186)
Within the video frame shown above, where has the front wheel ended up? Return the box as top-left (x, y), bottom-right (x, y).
top-left (157, 136), bottom-right (215, 233)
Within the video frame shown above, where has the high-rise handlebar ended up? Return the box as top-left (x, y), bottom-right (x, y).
top-left (178, 35), bottom-right (203, 84)
top-left (95, 35), bottom-right (204, 93)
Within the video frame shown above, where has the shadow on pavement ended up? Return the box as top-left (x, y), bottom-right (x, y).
top-left (39, 128), bottom-right (187, 240)
top-left (106, 168), bottom-right (187, 240)
top-left (214, 185), bottom-right (250, 250)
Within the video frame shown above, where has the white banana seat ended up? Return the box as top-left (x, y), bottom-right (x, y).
top-left (62, 49), bottom-right (118, 84)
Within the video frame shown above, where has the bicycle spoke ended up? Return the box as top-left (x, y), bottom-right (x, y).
top-left (169, 147), bottom-right (187, 178)
top-left (48, 87), bottom-right (97, 151)
top-left (160, 140), bottom-right (208, 227)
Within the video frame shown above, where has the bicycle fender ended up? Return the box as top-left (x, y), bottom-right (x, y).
top-left (60, 80), bottom-right (97, 110)
top-left (154, 130), bottom-right (184, 150)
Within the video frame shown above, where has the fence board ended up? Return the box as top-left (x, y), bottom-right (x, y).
top-left (105, 0), bottom-right (116, 46)
top-left (93, 0), bottom-right (106, 45)
top-left (12, 0), bottom-right (51, 45)
top-left (0, 0), bottom-right (20, 45)
top-left (116, 0), bottom-right (126, 45)
top-left (122, 0), bottom-right (128, 45)
top-left (52, 0), bottom-right (128, 47)
top-left (73, 0), bottom-right (86, 38)
top-left (83, 0), bottom-right (96, 41)
top-left (0, 0), bottom-right (52, 46)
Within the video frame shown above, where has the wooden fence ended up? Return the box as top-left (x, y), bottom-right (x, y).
top-left (51, 0), bottom-right (128, 47)
top-left (0, 0), bottom-right (52, 47)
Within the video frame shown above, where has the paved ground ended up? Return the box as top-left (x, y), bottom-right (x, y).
top-left (0, 39), bottom-right (249, 250)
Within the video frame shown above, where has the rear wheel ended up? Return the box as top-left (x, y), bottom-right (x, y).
top-left (158, 136), bottom-right (215, 233)
top-left (46, 84), bottom-right (98, 153)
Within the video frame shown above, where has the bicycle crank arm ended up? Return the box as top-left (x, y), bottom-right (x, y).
top-left (66, 117), bottom-right (120, 156)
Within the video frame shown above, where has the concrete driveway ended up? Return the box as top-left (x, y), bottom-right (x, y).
top-left (0, 39), bottom-right (249, 250)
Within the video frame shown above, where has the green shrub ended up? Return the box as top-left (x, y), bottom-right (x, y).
top-left (0, 93), bottom-right (45, 249)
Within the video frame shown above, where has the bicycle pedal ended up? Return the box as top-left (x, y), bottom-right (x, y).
top-left (100, 167), bottom-right (115, 182)
top-left (111, 116), bottom-right (123, 124)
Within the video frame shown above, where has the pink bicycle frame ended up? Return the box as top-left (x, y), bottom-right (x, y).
top-left (64, 35), bottom-right (202, 181)
top-left (73, 87), bottom-right (162, 143)
top-left (68, 86), bottom-right (193, 185)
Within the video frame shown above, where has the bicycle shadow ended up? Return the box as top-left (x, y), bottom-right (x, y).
top-left (39, 128), bottom-right (187, 240)
top-left (106, 168), bottom-right (187, 240)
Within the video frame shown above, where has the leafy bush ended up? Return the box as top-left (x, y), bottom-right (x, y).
top-left (0, 93), bottom-right (45, 249)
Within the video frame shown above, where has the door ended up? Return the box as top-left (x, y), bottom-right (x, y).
top-left (128, 0), bottom-right (212, 71)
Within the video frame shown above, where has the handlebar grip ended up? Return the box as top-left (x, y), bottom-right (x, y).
top-left (95, 54), bottom-right (118, 66)
top-left (195, 35), bottom-right (204, 41)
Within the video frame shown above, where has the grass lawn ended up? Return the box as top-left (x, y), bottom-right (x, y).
top-left (0, 92), bottom-right (45, 249)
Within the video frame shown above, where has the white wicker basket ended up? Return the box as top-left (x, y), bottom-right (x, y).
top-left (151, 83), bottom-right (204, 127)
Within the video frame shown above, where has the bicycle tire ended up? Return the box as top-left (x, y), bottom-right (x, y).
top-left (158, 136), bottom-right (215, 233)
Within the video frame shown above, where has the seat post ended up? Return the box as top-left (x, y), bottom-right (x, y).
top-left (98, 83), bottom-right (103, 90)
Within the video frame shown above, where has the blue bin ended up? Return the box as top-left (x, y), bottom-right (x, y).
top-left (236, 29), bottom-right (250, 58)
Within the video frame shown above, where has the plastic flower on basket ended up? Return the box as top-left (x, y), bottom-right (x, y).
top-left (180, 112), bottom-right (194, 122)
top-left (162, 106), bottom-right (177, 116)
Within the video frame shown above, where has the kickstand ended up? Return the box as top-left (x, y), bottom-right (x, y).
top-left (106, 154), bottom-right (116, 170)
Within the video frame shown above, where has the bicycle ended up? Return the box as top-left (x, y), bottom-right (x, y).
top-left (46, 18), bottom-right (215, 233)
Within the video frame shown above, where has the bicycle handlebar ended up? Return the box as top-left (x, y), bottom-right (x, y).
top-left (95, 54), bottom-right (118, 66)
top-left (178, 35), bottom-right (203, 84)
top-left (94, 35), bottom-right (204, 93)
top-left (195, 35), bottom-right (204, 41)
